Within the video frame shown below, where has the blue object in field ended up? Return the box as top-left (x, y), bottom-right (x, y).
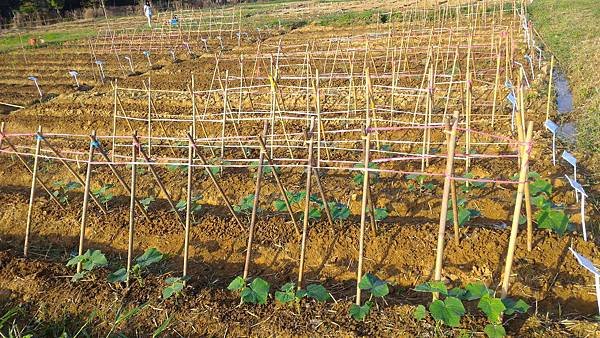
top-left (170, 18), bottom-right (178, 26)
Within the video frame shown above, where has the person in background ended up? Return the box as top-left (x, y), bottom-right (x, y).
top-left (143, 1), bottom-right (153, 28)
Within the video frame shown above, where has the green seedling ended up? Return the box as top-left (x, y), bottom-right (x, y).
top-left (162, 276), bottom-right (190, 300)
top-left (353, 162), bottom-right (380, 185)
top-left (108, 247), bottom-right (163, 285)
top-left (92, 183), bottom-right (114, 205)
top-left (406, 174), bottom-right (436, 193)
top-left (522, 171), bottom-right (570, 235)
top-left (140, 196), bottom-right (155, 211)
top-left (166, 164), bottom-right (187, 173)
top-left (250, 160), bottom-right (281, 178)
top-left (273, 191), bottom-right (306, 211)
top-left (126, 164), bottom-right (146, 175)
top-left (447, 198), bottom-right (480, 227)
top-left (350, 273), bottom-right (389, 321)
top-left (52, 180), bottom-right (81, 204)
top-left (227, 276), bottom-right (270, 305)
top-left (66, 249), bottom-right (107, 282)
top-left (328, 201), bottom-right (350, 221)
top-left (275, 282), bottom-right (331, 304)
top-left (374, 207), bottom-right (388, 221)
top-left (175, 195), bottom-right (202, 214)
top-left (460, 172), bottom-right (487, 193)
top-left (234, 194), bottom-right (255, 214)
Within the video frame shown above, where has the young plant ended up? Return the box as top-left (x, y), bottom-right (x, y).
top-left (52, 180), bottom-right (81, 204)
top-left (275, 282), bottom-right (331, 304)
top-left (413, 281), bottom-right (466, 327)
top-left (66, 249), bottom-right (107, 282)
top-left (524, 172), bottom-right (570, 235)
top-left (140, 196), bottom-right (155, 211)
top-left (227, 276), bottom-right (270, 305)
top-left (328, 201), bottom-right (350, 221)
top-left (250, 160), bottom-right (281, 178)
top-left (447, 198), bottom-right (480, 227)
top-left (92, 183), bottom-right (115, 206)
top-left (175, 195), bottom-right (202, 214)
top-left (374, 207), bottom-right (388, 221)
top-left (353, 162), bottom-right (380, 185)
top-left (406, 174), bottom-right (436, 193)
top-left (108, 248), bottom-right (164, 285)
top-left (349, 273), bottom-right (389, 321)
top-left (162, 276), bottom-right (190, 300)
top-left (460, 172), bottom-right (487, 193)
top-left (234, 194), bottom-right (255, 214)
top-left (273, 191), bottom-right (305, 211)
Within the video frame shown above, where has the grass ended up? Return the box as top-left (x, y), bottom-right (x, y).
top-left (528, 0), bottom-right (600, 154)
top-left (0, 28), bottom-right (97, 52)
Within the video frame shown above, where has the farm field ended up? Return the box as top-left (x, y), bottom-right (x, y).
top-left (0, 0), bottom-right (599, 336)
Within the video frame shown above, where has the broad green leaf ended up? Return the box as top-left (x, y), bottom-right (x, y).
top-left (162, 281), bottom-right (184, 299)
top-left (305, 284), bottom-right (331, 302)
top-left (502, 298), bottom-right (530, 315)
top-left (108, 268), bottom-right (128, 283)
top-left (413, 304), bottom-right (428, 320)
top-left (349, 301), bottom-right (372, 321)
top-left (227, 276), bottom-right (245, 291)
top-left (249, 277), bottom-right (270, 304)
top-left (88, 250), bottom-right (108, 268)
top-left (136, 248), bottom-right (163, 268)
top-left (429, 297), bottom-right (465, 327)
top-left (66, 254), bottom-right (86, 267)
top-left (240, 287), bottom-right (258, 304)
top-left (72, 271), bottom-right (86, 282)
top-left (478, 294), bottom-right (506, 324)
top-left (374, 208), bottom-right (388, 221)
top-left (529, 179), bottom-right (552, 196)
top-left (359, 273), bottom-right (389, 297)
top-left (531, 195), bottom-right (552, 209)
top-left (536, 208), bottom-right (569, 235)
top-left (448, 287), bottom-right (468, 300)
top-left (464, 282), bottom-right (491, 301)
top-left (140, 196), bottom-right (155, 211)
top-left (275, 290), bottom-right (295, 303)
top-left (329, 202), bottom-right (350, 220)
top-left (273, 199), bottom-right (287, 211)
top-left (279, 282), bottom-right (295, 292)
top-left (414, 281), bottom-right (448, 296)
top-left (484, 323), bottom-right (506, 338)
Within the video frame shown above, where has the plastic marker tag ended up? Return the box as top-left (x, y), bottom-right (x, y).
top-left (507, 92), bottom-right (517, 108)
top-left (68, 70), bottom-right (79, 77)
top-left (570, 247), bottom-right (600, 315)
top-left (544, 120), bottom-right (558, 133)
top-left (562, 151), bottom-right (577, 180)
top-left (570, 248), bottom-right (599, 276)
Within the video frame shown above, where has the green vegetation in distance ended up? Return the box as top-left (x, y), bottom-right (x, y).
top-left (0, 28), bottom-right (97, 52)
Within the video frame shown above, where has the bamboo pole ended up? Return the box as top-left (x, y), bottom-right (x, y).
top-left (24, 126), bottom-right (42, 257)
top-left (77, 131), bottom-right (97, 274)
top-left (545, 55), bottom-right (554, 120)
top-left (126, 132), bottom-right (139, 287)
top-left (243, 127), bottom-right (267, 280)
top-left (186, 133), bottom-right (244, 230)
top-left (356, 122), bottom-right (372, 305)
top-left (515, 79), bottom-right (533, 250)
top-left (297, 118), bottom-right (315, 290)
top-left (501, 121), bottom-right (534, 298)
top-left (256, 136), bottom-right (300, 236)
top-left (432, 111), bottom-right (459, 300)
top-left (444, 117), bottom-right (460, 246)
top-left (183, 127), bottom-right (193, 282)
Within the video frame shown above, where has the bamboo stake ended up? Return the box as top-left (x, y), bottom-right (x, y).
top-left (256, 136), bottom-right (300, 236)
top-left (297, 118), bottom-right (315, 290)
top-left (491, 48), bottom-right (501, 127)
top-left (444, 118), bottom-right (460, 246)
top-left (186, 133), bottom-right (244, 230)
top-left (515, 79), bottom-right (533, 250)
top-left (24, 126), bottom-right (42, 257)
top-left (77, 131), bottom-right (96, 274)
top-left (183, 127), bottom-right (193, 282)
top-left (356, 122), bottom-right (372, 305)
top-left (243, 126), bottom-right (267, 280)
top-left (501, 121), bottom-right (533, 298)
top-left (545, 55), bottom-right (554, 120)
top-left (126, 132), bottom-right (138, 287)
top-left (432, 111), bottom-right (459, 300)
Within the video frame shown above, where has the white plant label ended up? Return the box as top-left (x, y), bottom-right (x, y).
top-left (544, 120), bottom-right (558, 165)
top-left (569, 248), bottom-right (600, 314)
top-left (562, 150), bottom-right (577, 180)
